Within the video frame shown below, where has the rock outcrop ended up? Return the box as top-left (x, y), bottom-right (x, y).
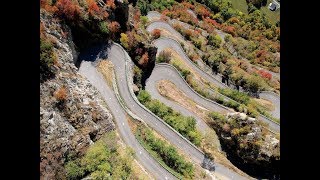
top-left (40, 10), bottom-right (115, 179)
top-left (209, 112), bottom-right (280, 179)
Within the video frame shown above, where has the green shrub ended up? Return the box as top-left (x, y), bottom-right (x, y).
top-left (138, 91), bottom-right (201, 145)
top-left (140, 16), bottom-right (148, 26)
top-left (223, 100), bottom-right (240, 110)
top-left (137, 90), bottom-right (151, 104)
top-left (136, 126), bottom-right (194, 178)
top-left (65, 131), bottom-right (133, 179)
top-left (65, 160), bottom-right (84, 180)
top-left (208, 34), bottom-right (222, 48)
top-left (208, 112), bottom-right (227, 122)
top-left (157, 51), bottom-right (172, 63)
top-left (181, 69), bottom-right (191, 79)
top-left (218, 88), bottom-right (250, 105)
top-left (99, 21), bottom-right (109, 34)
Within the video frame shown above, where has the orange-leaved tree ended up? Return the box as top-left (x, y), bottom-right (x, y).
top-left (151, 29), bottom-right (161, 39)
top-left (139, 52), bottom-right (149, 67)
top-left (56, 0), bottom-right (81, 21)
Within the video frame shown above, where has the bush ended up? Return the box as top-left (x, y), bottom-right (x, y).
top-left (65, 131), bottom-right (133, 179)
top-left (181, 69), bottom-right (191, 79)
top-left (138, 90), bottom-right (201, 145)
top-left (40, 38), bottom-right (56, 82)
top-left (133, 66), bottom-right (142, 89)
top-left (140, 16), bottom-right (148, 26)
top-left (137, 90), bottom-right (151, 104)
top-left (65, 160), bottom-right (84, 180)
top-left (244, 75), bottom-right (266, 93)
top-left (136, 126), bottom-right (194, 178)
top-left (218, 88), bottom-right (250, 105)
top-left (208, 112), bottom-right (227, 122)
top-left (99, 21), bottom-right (109, 34)
top-left (223, 100), bottom-right (240, 110)
top-left (120, 33), bottom-right (129, 49)
top-left (151, 29), bottom-right (161, 39)
top-left (208, 34), bottom-right (222, 48)
top-left (54, 87), bottom-right (67, 102)
top-left (157, 50), bottom-right (172, 63)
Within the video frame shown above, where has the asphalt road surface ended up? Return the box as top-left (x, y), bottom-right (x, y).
top-left (79, 60), bottom-right (176, 180)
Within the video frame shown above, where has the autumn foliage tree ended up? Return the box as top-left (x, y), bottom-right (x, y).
top-left (108, 21), bottom-right (120, 38)
top-left (55, 0), bottom-right (81, 21)
top-left (257, 69), bottom-right (272, 80)
top-left (120, 33), bottom-right (129, 49)
top-left (195, 5), bottom-right (211, 18)
top-left (139, 52), bottom-right (149, 67)
top-left (151, 29), bottom-right (161, 39)
top-left (54, 87), bottom-right (68, 103)
top-left (87, 0), bottom-right (100, 17)
top-left (222, 25), bottom-right (236, 36)
top-left (106, 0), bottom-right (116, 10)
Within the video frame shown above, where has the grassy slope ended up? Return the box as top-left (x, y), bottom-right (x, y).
top-left (229, 0), bottom-right (280, 24)
top-left (229, 0), bottom-right (248, 14)
top-left (260, 0), bottom-right (280, 24)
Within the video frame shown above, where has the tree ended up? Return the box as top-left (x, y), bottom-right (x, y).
top-left (139, 52), bottom-right (149, 67)
top-left (56, 0), bottom-right (80, 21)
top-left (208, 55), bottom-right (220, 74)
top-left (151, 29), bottom-right (161, 39)
top-left (137, 0), bottom-right (152, 15)
top-left (99, 21), bottom-right (109, 34)
top-left (247, 3), bottom-right (258, 14)
top-left (106, 0), bottom-right (116, 10)
top-left (246, 0), bottom-right (267, 8)
top-left (221, 8), bottom-right (236, 21)
top-left (222, 66), bottom-right (232, 85)
top-left (120, 33), bottom-right (129, 49)
top-left (65, 160), bottom-right (84, 180)
top-left (208, 34), bottom-right (222, 48)
top-left (108, 21), bottom-right (120, 37)
top-left (195, 4), bottom-right (211, 18)
top-left (86, 0), bottom-right (100, 17)
top-left (244, 75), bottom-right (264, 93)
top-left (184, 29), bottom-right (193, 40)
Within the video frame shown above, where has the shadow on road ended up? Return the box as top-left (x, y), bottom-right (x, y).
top-left (75, 41), bottom-right (112, 68)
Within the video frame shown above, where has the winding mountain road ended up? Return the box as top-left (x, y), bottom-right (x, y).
top-left (151, 37), bottom-right (279, 132)
top-left (78, 58), bottom-right (175, 180)
top-left (146, 12), bottom-right (280, 119)
top-left (146, 76), bottom-right (211, 132)
top-left (146, 64), bottom-right (279, 133)
top-left (108, 43), bottom-right (249, 180)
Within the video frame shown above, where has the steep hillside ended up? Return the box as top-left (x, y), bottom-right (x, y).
top-left (40, 10), bottom-right (115, 179)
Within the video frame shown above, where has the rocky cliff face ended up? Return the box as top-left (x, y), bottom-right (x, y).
top-left (209, 112), bottom-right (280, 179)
top-left (40, 10), bottom-right (115, 179)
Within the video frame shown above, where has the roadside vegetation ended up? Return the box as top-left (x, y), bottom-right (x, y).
top-left (64, 131), bottom-right (136, 180)
top-left (135, 123), bottom-right (195, 178)
top-left (158, 53), bottom-right (279, 122)
top-left (155, 0), bottom-right (279, 75)
top-left (208, 111), bottom-right (280, 178)
top-left (138, 90), bottom-right (202, 146)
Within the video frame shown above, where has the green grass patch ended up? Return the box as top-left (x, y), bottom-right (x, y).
top-left (260, 0), bottom-right (280, 24)
top-left (229, 0), bottom-right (248, 14)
